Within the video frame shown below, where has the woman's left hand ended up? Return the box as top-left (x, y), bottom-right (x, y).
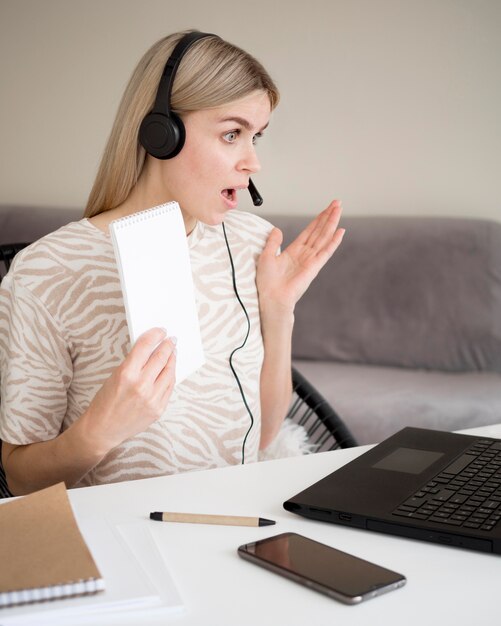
top-left (256, 200), bottom-right (344, 315)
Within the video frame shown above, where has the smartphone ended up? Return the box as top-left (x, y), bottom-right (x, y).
top-left (237, 532), bottom-right (406, 605)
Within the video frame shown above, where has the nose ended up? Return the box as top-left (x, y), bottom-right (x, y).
top-left (237, 142), bottom-right (261, 175)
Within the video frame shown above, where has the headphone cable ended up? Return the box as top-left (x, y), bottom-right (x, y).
top-left (222, 222), bottom-right (254, 464)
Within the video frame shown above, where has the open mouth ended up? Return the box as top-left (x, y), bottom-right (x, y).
top-left (221, 188), bottom-right (236, 202)
top-left (221, 188), bottom-right (238, 209)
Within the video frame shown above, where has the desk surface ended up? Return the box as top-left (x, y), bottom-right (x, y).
top-left (67, 424), bottom-right (501, 626)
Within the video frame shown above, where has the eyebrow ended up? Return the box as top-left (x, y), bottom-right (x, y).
top-left (218, 116), bottom-right (269, 133)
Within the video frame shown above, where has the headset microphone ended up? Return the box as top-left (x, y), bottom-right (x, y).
top-left (248, 178), bottom-right (263, 206)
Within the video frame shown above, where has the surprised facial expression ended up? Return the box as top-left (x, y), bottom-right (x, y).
top-left (156, 90), bottom-right (271, 230)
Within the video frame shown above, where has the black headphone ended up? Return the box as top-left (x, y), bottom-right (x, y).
top-left (139, 31), bottom-right (263, 206)
top-left (139, 31), bottom-right (214, 160)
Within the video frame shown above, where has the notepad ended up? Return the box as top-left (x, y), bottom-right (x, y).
top-left (0, 518), bottom-right (185, 625)
top-left (109, 203), bottom-right (205, 383)
top-left (0, 483), bottom-right (104, 609)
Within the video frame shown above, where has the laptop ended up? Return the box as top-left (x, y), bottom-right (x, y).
top-left (284, 427), bottom-right (501, 554)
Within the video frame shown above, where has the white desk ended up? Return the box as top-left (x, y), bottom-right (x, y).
top-left (67, 424), bottom-right (501, 625)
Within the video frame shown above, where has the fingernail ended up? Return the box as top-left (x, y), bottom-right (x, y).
top-left (170, 336), bottom-right (178, 345)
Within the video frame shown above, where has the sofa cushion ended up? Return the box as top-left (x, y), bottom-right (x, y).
top-left (294, 359), bottom-right (501, 445)
top-left (269, 215), bottom-right (501, 373)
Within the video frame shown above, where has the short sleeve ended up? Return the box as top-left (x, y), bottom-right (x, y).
top-left (223, 211), bottom-right (275, 259)
top-left (0, 274), bottom-right (72, 445)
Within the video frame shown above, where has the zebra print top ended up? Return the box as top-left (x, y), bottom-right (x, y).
top-left (0, 210), bottom-right (273, 486)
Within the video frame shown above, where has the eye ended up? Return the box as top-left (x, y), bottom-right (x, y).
top-left (252, 132), bottom-right (263, 145)
top-left (223, 130), bottom-right (240, 143)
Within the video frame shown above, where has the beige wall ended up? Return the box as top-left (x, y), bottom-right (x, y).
top-left (0, 0), bottom-right (499, 219)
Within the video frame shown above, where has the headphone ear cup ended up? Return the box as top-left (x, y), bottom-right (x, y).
top-left (139, 111), bottom-right (186, 159)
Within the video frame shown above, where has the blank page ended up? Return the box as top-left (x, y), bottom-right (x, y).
top-left (109, 203), bottom-right (205, 383)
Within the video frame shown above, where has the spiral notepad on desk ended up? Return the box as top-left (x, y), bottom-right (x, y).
top-left (110, 202), bottom-right (205, 383)
top-left (0, 483), bottom-right (104, 609)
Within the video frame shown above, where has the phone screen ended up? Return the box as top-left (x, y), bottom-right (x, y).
top-left (238, 532), bottom-right (406, 604)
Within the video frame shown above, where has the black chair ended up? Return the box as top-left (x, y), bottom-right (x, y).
top-left (0, 242), bottom-right (356, 496)
top-left (0, 442), bottom-right (12, 498)
top-left (0, 242), bottom-right (29, 282)
top-left (1, 244), bottom-right (28, 497)
top-left (0, 243), bottom-right (29, 498)
top-left (286, 366), bottom-right (358, 451)
top-left (0, 243), bottom-right (30, 496)
top-left (0, 368), bottom-right (357, 498)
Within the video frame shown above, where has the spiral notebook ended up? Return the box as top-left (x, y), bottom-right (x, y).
top-left (109, 202), bottom-right (205, 383)
top-left (0, 482), bottom-right (104, 609)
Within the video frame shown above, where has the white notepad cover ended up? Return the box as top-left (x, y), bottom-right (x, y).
top-left (109, 203), bottom-right (205, 383)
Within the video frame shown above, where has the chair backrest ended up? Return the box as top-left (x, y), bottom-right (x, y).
top-left (0, 367), bottom-right (357, 498)
top-left (0, 442), bottom-right (13, 498)
top-left (0, 242), bottom-right (356, 496)
top-left (286, 367), bottom-right (357, 451)
top-left (0, 243), bottom-right (31, 496)
top-left (0, 242), bottom-right (29, 283)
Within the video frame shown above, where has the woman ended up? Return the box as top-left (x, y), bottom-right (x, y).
top-left (0, 30), bottom-right (344, 495)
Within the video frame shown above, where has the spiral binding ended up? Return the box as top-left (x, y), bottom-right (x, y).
top-left (110, 202), bottom-right (179, 229)
top-left (0, 577), bottom-right (105, 608)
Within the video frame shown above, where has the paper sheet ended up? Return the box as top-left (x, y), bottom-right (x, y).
top-left (110, 202), bottom-right (205, 383)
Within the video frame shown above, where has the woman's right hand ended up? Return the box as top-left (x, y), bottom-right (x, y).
top-left (80, 327), bottom-right (176, 456)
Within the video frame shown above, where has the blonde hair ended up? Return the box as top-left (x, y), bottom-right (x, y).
top-left (84, 30), bottom-right (280, 218)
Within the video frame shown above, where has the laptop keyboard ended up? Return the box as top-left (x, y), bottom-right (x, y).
top-left (392, 438), bottom-right (501, 532)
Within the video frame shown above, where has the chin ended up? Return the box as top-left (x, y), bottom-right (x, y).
top-left (202, 211), bottom-right (230, 226)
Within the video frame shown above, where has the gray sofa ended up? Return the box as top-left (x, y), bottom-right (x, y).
top-left (2, 205), bottom-right (501, 444)
top-left (270, 214), bottom-right (501, 444)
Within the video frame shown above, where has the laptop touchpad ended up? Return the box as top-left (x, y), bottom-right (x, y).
top-left (372, 447), bottom-right (444, 474)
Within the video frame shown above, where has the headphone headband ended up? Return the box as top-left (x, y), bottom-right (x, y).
top-left (152, 31), bottom-right (216, 116)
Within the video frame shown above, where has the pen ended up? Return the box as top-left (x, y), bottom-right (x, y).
top-left (149, 512), bottom-right (276, 527)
